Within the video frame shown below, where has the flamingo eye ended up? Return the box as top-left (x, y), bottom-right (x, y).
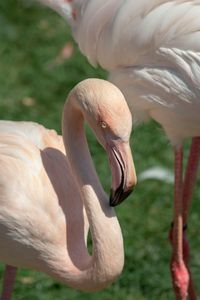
top-left (101, 121), bottom-right (107, 129)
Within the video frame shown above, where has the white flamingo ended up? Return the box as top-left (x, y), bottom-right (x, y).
top-left (0, 79), bottom-right (136, 300)
top-left (36, 1), bottom-right (200, 299)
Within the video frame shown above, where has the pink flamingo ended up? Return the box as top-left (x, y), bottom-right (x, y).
top-left (37, 1), bottom-right (200, 299)
top-left (0, 79), bottom-right (136, 300)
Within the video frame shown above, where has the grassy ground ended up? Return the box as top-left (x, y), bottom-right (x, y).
top-left (0, 1), bottom-right (200, 299)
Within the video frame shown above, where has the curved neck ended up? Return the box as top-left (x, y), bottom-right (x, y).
top-left (60, 93), bottom-right (124, 291)
top-left (38, 0), bottom-right (73, 23)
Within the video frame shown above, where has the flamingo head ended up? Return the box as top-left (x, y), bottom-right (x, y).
top-left (73, 78), bottom-right (137, 206)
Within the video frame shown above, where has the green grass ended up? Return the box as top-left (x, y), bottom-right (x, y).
top-left (0, 1), bottom-right (200, 299)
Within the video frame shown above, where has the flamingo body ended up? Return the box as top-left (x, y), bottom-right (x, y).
top-left (0, 121), bottom-right (88, 275)
top-left (64, 0), bottom-right (200, 145)
top-left (39, 1), bottom-right (200, 141)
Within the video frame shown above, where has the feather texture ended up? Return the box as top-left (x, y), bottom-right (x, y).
top-left (63, 0), bottom-right (200, 144)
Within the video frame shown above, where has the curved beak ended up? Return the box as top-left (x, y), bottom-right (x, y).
top-left (107, 141), bottom-right (137, 207)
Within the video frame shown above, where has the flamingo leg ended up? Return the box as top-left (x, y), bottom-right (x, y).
top-left (0, 265), bottom-right (17, 300)
top-left (170, 147), bottom-right (189, 300)
top-left (182, 137), bottom-right (200, 224)
top-left (182, 137), bottom-right (200, 300)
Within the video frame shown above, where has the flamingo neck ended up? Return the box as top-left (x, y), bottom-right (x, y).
top-left (37, 0), bottom-right (73, 23)
top-left (58, 93), bottom-right (124, 291)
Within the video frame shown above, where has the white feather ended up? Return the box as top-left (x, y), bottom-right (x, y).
top-left (139, 166), bottom-right (174, 183)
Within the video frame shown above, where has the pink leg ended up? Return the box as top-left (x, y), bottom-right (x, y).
top-left (183, 137), bottom-right (200, 224)
top-left (170, 147), bottom-right (189, 300)
top-left (182, 137), bottom-right (200, 300)
top-left (0, 265), bottom-right (17, 300)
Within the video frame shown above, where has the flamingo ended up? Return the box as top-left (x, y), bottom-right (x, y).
top-left (36, 1), bottom-right (200, 299)
top-left (0, 78), bottom-right (136, 300)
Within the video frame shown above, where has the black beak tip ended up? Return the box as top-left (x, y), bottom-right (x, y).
top-left (109, 187), bottom-right (134, 207)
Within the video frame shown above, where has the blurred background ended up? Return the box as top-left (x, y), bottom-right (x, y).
top-left (0, 1), bottom-right (200, 299)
